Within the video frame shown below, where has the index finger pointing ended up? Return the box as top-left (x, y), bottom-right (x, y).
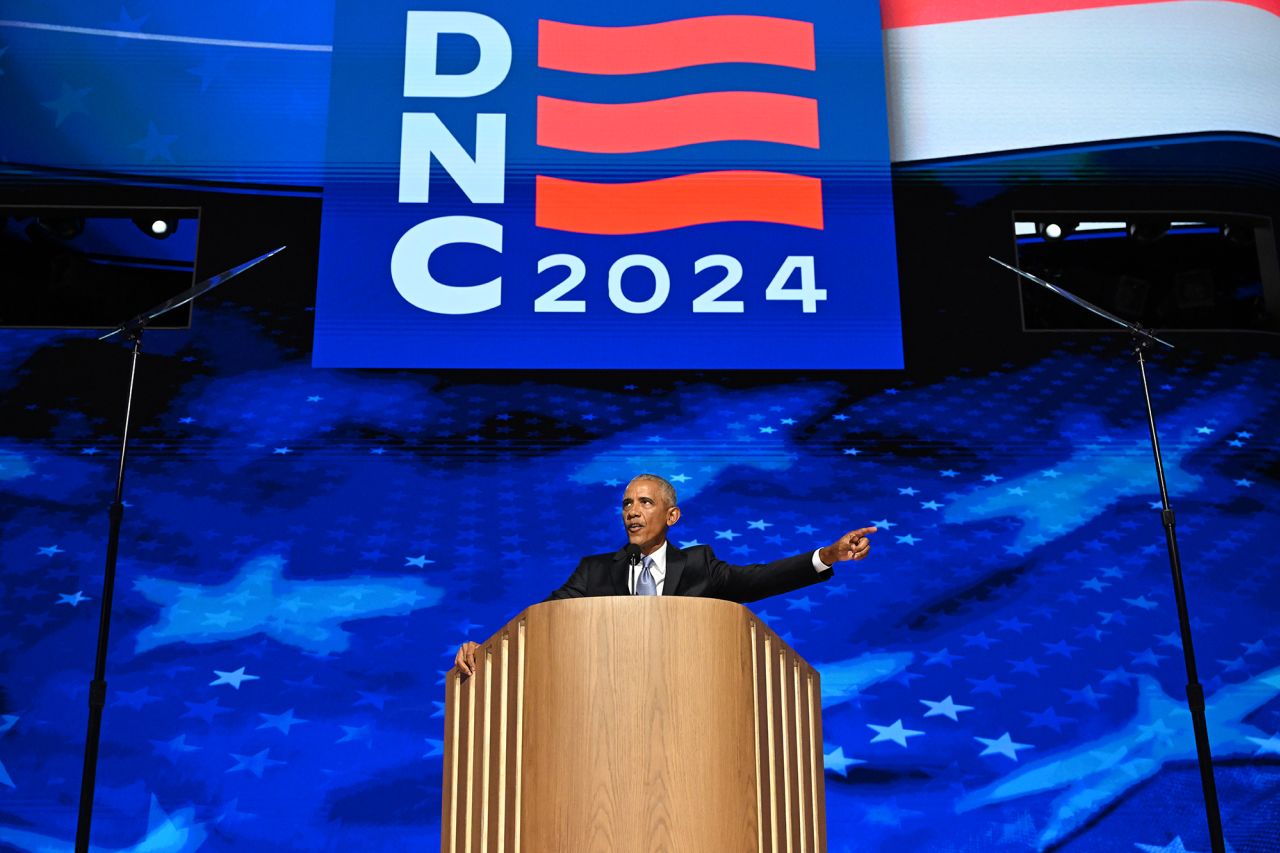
top-left (849, 526), bottom-right (878, 537)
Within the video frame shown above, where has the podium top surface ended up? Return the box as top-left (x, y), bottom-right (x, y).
top-left (486, 594), bottom-right (817, 673)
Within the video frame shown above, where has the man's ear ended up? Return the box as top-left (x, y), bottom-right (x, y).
top-left (668, 506), bottom-right (681, 526)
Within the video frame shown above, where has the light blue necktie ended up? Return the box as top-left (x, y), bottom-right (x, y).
top-left (635, 555), bottom-right (657, 596)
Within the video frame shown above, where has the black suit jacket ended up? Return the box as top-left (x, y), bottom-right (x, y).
top-left (545, 543), bottom-right (834, 604)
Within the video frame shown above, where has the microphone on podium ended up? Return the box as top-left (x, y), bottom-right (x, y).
top-left (624, 543), bottom-right (642, 595)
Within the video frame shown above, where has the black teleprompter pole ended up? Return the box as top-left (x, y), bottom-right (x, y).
top-left (987, 257), bottom-right (1225, 852)
top-left (74, 330), bottom-right (142, 853)
top-left (1134, 342), bottom-right (1225, 853)
top-left (71, 246), bottom-right (285, 852)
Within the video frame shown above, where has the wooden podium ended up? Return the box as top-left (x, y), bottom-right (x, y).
top-left (441, 597), bottom-right (827, 852)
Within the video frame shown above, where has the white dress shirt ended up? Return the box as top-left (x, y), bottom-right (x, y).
top-left (628, 542), bottom-right (831, 594)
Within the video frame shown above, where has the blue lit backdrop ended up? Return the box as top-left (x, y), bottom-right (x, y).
top-left (1, 1), bottom-right (1279, 852)
top-left (2, 312), bottom-right (1277, 851)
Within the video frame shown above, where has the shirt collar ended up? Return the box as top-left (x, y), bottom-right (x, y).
top-left (645, 541), bottom-right (668, 575)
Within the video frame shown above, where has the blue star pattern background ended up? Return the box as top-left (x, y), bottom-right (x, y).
top-left (0, 0), bottom-right (332, 184)
top-left (1, 299), bottom-right (1278, 852)
top-left (0, 1), bottom-right (1278, 851)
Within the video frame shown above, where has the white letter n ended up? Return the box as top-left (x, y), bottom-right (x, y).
top-left (399, 113), bottom-right (506, 204)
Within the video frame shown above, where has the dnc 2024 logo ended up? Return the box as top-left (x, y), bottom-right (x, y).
top-left (394, 12), bottom-right (826, 316)
top-left (315, 2), bottom-right (901, 369)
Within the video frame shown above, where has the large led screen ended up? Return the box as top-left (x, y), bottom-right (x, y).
top-left (311, 1), bottom-right (904, 369)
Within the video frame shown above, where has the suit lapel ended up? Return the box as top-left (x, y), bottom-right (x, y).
top-left (609, 547), bottom-right (630, 595)
top-left (662, 544), bottom-right (686, 596)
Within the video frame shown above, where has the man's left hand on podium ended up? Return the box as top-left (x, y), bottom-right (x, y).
top-left (454, 641), bottom-right (480, 677)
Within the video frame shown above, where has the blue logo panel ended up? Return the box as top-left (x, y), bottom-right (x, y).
top-left (314, 0), bottom-right (902, 368)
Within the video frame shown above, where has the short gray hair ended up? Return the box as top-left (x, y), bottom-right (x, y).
top-left (628, 473), bottom-right (678, 507)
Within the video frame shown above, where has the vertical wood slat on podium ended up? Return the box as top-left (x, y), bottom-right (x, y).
top-left (442, 597), bottom-right (826, 852)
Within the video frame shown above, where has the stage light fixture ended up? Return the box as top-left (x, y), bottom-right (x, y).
top-left (32, 216), bottom-right (85, 241)
top-left (133, 215), bottom-right (177, 240)
top-left (1037, 221), bottom-right (1074, 241)
top-left (1126, 220), bottom-right (1168, 242)
top-left (1220, 222), bottom-right (1255, 245)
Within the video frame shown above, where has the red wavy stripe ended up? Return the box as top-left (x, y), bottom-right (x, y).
top-left (882, 0), bottom-right (1278, 28)
top-left (535, 171), bottom-right (823, 234)
top-left (538, 16), bottom-right (815, 75)
top-left (536, 93), bottom-right (819, 153)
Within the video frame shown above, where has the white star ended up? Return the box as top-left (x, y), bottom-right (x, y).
top-left (868, 719), bottom-right (924, 747)
top-left (975, 732), bottom-right (1033, 761)
top-left (714, 529), bottom-right (739, 541)
top-left (786, 597), bottom-right (814, 613)
top-left (823, 745), bottom-right (865, 776)
top-left (257, 709), bottom-right (307, 734)
top-left (210, 667), bottom-right (260, 690)
top-left (405, 555), bottom-right (433, 568)
top-left (843, 448), bottom-right (861, 456)
top-left (150, 733), bottom-right (200, 762)
top-left (56, 590), bottom-right (90, 607)
top-left (1246, 733), bottom-right (1280, 756)
top-left (920, 695), bottom-right (974, 721)
top-left (1241, 639), bottom-right (1270, 656)
top-left (129, 120), bottom-right (178, 163)
top-left (896, 534), bottom-right (920, 545)
top-left (41, 82), bottom-right (92, 127)
top-left (226, 748), bottom-right (284, 778)
top-left (337, 724), bottom-right (372, 745)
top-left (871, 519), bottom-right (894, 529)
top-left (747, 519), bottom-right (772, 530)
top-left (897, 486), bottom-right (918, 496)
top-left (1134, 836), bottom-right (1202, 853)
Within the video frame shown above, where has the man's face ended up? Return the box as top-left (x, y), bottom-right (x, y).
top-left (621, 479), bottom-right (680, 555)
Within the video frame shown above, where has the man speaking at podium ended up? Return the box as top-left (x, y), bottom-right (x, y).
top-left (455, 473), bottom-right (876, 675)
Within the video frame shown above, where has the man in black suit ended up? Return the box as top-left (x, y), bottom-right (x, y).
top-left (455, 473), bottom-right (876, 675)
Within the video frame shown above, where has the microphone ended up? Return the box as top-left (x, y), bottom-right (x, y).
top-left (624, 543), bottom-right (643, 595)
